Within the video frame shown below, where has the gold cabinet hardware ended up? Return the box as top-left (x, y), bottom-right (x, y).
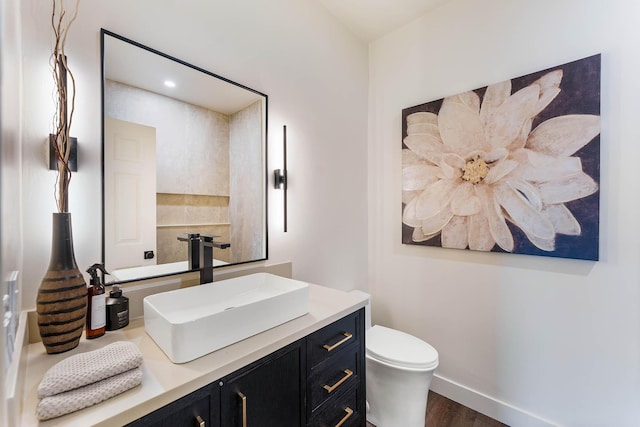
top-left (323, 369), bottom-right (353, 393)
top-left (237, 392), bottom-right (247, 427)
top-left (335, 407), bottom-right (354, 427)
top-left (323, 332), bottom-right (353, 352)
top-left (195, 415), bottom-right (205, 427)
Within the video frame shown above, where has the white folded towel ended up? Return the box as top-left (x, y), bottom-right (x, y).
top-left (37, 367), bottom-right (143, 420)
top-left (36, 341), bottom-right (144, 420)
top-left (38, 341), bottom-right (143, 398)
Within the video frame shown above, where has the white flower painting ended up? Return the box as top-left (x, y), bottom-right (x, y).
top-left (402, 55), bottom-right (601, 260)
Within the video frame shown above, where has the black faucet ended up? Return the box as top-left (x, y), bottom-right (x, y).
top-left (199, 235), bottom-right (231, 284)
top-left (177, 232), bottom-right (201, 270)
top-left (179, 234), bottom-right (230, 284)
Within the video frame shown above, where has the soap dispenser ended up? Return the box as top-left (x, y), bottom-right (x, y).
top-left (106, 285), bottom-right (129, 331)
top-left (86, 263), bottom-right (108, 339)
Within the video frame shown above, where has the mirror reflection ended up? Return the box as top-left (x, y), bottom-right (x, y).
top-left (101, 30), bottom-right (267, 283)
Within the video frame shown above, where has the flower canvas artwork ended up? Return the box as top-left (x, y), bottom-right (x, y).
top-left (401, 54), bottom-right (600, 260)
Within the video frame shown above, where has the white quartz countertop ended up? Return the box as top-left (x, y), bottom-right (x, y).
top-left (20, 284), bottom-right (367, 426)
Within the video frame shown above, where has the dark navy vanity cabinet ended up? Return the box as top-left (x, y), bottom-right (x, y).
top-left (307, 310), bottom-right (365, 426)
top-left (126, 309), bottom-right (365, 427)
top-left (126, 383), bottom-right (220, 427)
top-left (220, 341), bottom-right (305, 426)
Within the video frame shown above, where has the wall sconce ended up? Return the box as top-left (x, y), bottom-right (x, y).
top-left (47, 54), bottom-right (78, 172)
top-left (274, 168), bottom-right (286, 189)
top-left (47, 135), bottom-right (78, 171)
top-left (273, 125), bottom-right (288, 232)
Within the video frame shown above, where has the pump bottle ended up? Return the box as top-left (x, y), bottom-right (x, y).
top-left (86, 263), bottom-right (109, 339)
top-left (106, 285), bottom-right (129, 331)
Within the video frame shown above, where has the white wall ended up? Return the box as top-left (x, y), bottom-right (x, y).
top-left (0, 0), bottom-right (22, 424)
top-left (368, 0), bottom-right (640, 425)
top-left (19, 0), bottom-right (369, 310)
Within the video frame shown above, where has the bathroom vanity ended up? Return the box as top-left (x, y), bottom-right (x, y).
top-left (20, 283), bottom-right (367, 426)
top-left (128, 309), bottom-right (364, 426)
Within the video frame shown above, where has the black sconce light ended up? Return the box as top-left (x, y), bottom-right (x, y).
top-left (273, 125), bottom-right (288, 232)
top-left (48, 135), bottom-right (78, 171)
top-left (274, 168), bottom-right (286, 189)
top-left (47, 54), bottom-right (78, 172)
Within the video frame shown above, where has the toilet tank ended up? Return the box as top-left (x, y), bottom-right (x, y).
top-left (349, 290), bottom-right (371, 329)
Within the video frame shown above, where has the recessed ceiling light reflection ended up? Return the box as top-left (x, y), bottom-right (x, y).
top-left (164, 80), bottom-right (176, 88)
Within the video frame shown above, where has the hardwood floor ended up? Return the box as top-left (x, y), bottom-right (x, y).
top-left (366, 391), bottom-right (509, 427)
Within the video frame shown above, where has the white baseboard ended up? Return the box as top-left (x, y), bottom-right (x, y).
top-left (430, 374), bottom-right (561, 427)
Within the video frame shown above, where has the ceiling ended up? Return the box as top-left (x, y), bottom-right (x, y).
top-left (103, 1), bottom-right (452, 112)
top-left (316, 0), bottom-right (450, 42)
top-left (104, 32), bottom-right (264, 115)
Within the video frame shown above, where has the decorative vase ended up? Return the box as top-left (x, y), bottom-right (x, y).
top-left (37, 212), bottom-right (87, 354)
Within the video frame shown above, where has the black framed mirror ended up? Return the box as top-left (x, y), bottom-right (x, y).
top-left (101, 29), bottom-right (267, 283)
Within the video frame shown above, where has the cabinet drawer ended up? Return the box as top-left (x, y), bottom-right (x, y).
top-left (309, 344), bottom-right (360, 412)
top-left (308, 384), bottom-right (362, 427)
top-left (125, 384), bottom-right (218, 427)
top-left (308, 311), bottom-right (360, 367)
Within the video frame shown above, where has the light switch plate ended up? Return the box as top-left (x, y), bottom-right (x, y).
top-left (3, 270), bottom-right (19, 372)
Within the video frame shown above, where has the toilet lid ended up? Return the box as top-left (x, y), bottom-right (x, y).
top-left (366, 325), bottom-right (438, 370)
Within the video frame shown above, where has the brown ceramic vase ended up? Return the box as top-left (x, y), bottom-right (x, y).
top-left (36, 212), bottom-right (87, 354)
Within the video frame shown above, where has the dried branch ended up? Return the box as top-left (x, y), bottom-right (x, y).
top-left (50, 0), bottom-right (80, 213)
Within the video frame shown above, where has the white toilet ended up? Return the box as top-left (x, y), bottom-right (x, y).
top-left (351, 291), bottom-right (439, 427)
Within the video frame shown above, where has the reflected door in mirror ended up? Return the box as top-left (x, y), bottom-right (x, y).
top-left (104, 117), bottom-right (157, 271)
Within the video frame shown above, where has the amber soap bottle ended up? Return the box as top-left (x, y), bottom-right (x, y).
top-left (86, 263), bottom-right (108, 339)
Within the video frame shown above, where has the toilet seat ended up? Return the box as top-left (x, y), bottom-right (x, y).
top-left (366, 325), bottom-right (438, 370)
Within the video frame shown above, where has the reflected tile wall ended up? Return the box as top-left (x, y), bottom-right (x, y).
top-left (105, 80), bottom-right (230, 196)
top-left (156, 193), bottom-right (231, 264)
top-left (229, 101), bottom-right (265, 262)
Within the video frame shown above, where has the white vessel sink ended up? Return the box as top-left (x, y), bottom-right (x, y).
top-left (143, 272), bottom-right (309, 363)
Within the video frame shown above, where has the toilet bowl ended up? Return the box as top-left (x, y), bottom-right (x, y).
top-left (350, 291), bottom-right (439, 427)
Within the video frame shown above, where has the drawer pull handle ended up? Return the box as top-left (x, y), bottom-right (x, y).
top-left (238, 392), bottom-right (247, 427)
top-left (323, 332), bottom-right (353, 352)
top-left (323, 369), bottom-right (353, 393)
top-left (195, 415), bottom-right (205, 427)
top-left (335, 407), bottom-right (354, 427)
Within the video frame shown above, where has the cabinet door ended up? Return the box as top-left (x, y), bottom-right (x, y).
top-left (126, 384), bottom-right (219, 427)
top-left (220, 342), bottom-right (304, 427)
